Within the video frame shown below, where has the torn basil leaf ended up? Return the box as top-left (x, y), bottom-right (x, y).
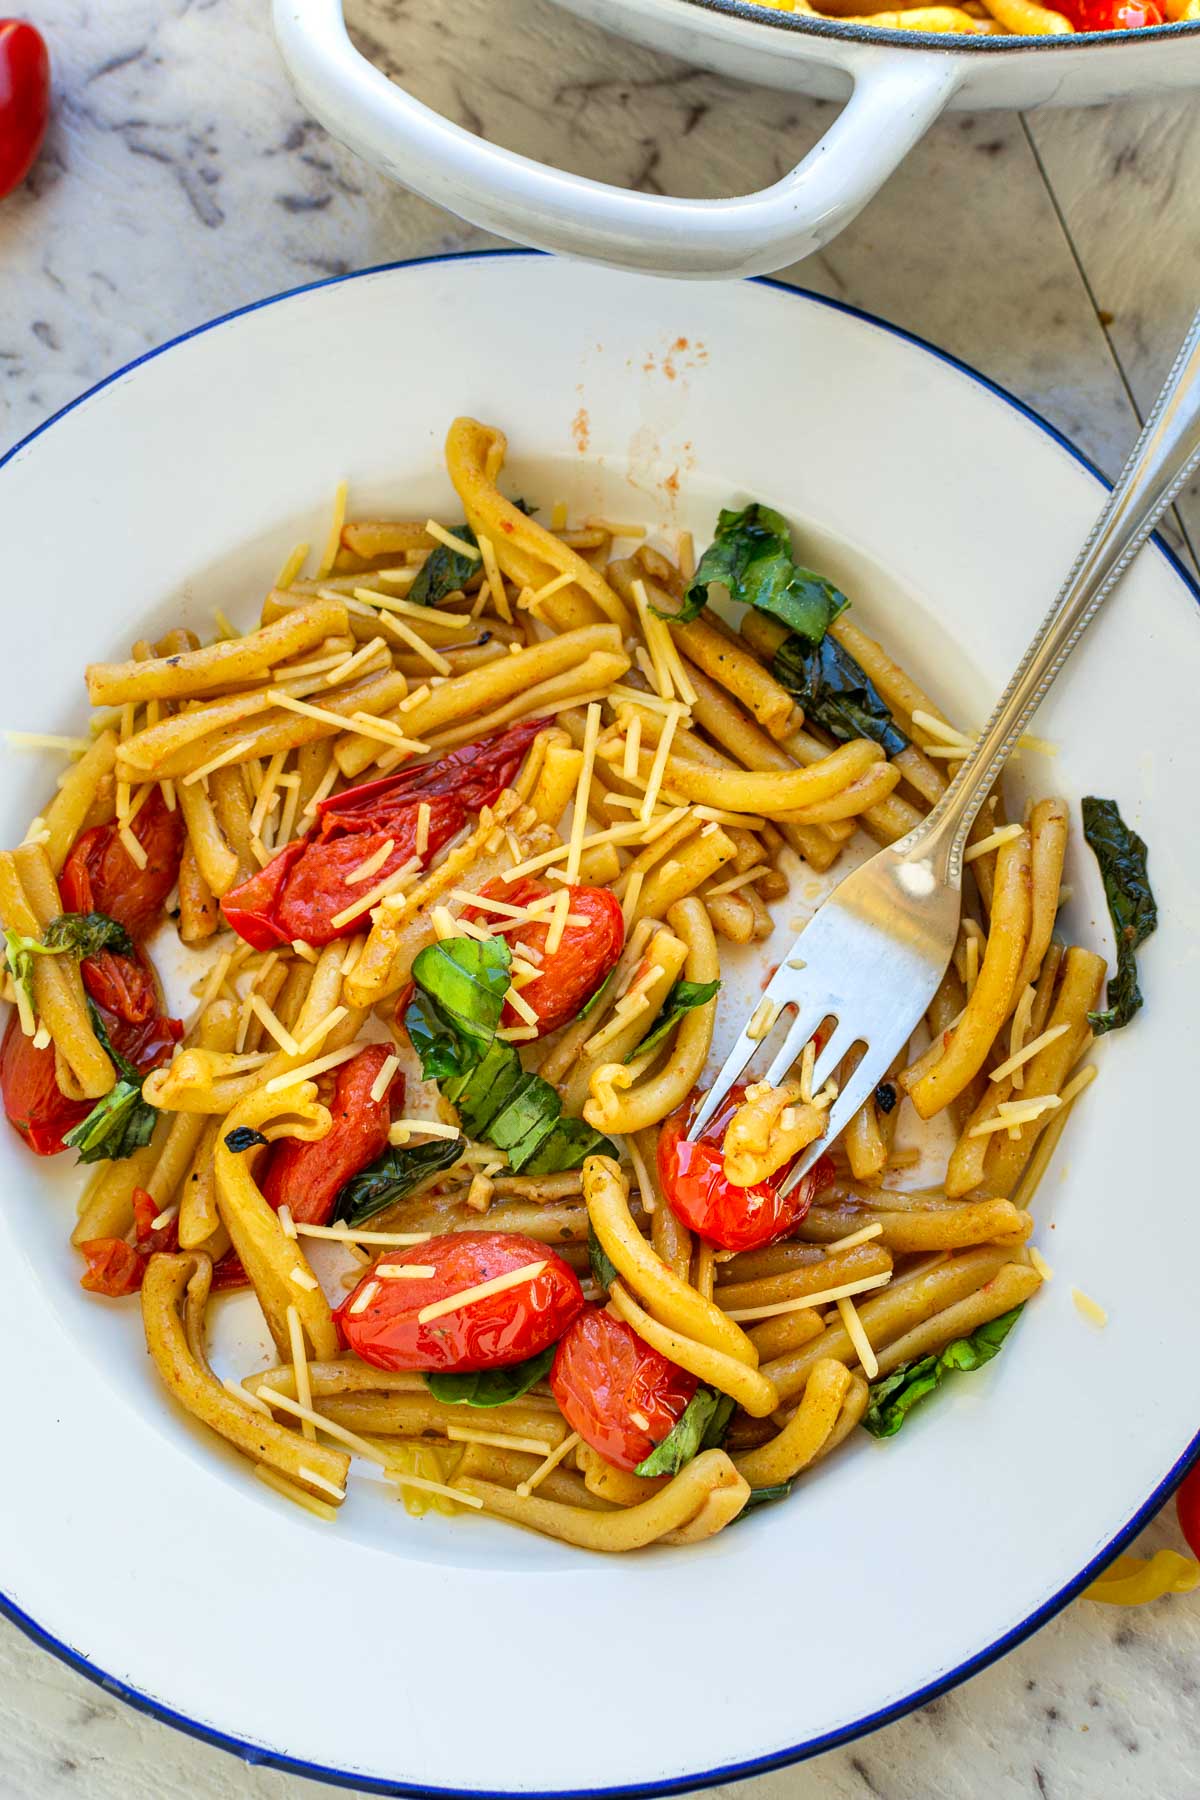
top-left (733, 1482), bottom-right (793, 1519)
top-left (334, 1136), bottom-right (464, 1228)
top-left (626, 977), bottom-right (720, 1064)
top-left (224, 1126), bottom-right (268, 1154)
top-left (42, 911), bottom-right (135, 960)
top-left (634, 1387), bottom-right (722, 1478)
top-left (587, 1219), bottom-right (619, 1294)
top-left (773, 633), bottom-right (909, 758)
top-left (700, 1392), bottom-right (736, 1451)
top-left (1081, 796), bottom-right (1157, 1035)
top-left (863, 1305), bottom-right (1025, 1439)
top-left (63, 1079), bottom-right (158, 1164)
top-left (668, 502), bottom-right (850, 639)
top-left (407, 521), bottom-right (480, 607)
top-left (425, 1344), bottom-right (556, 1408)
top-left (520, 1113), bottom-right (613, 1176)
top-left (409, 934), bottom-right (511, 1074)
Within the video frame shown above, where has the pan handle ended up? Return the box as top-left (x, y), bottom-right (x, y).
top-left (273, 0), bottom-right (961, 280)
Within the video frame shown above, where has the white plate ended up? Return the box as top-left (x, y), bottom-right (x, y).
top-left (1, 253), bottom-right (1197, 1797)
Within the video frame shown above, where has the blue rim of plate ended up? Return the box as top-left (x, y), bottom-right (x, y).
top-left (1, 247), bottom-right (1197, 1798)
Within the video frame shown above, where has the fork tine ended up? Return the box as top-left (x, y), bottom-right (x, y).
top-left (689, 1027), bottom-right (766, 1137)
top-left (776, 1057), bottom-right (883, 1199)
top-left (761, 1000), bottom-right (829, 1090)
top-left (806, 1017), bottom-right (861, 1100)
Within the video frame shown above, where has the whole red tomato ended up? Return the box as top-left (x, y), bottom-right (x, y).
top-left (1177, 1464), bottom-right (1200, 1561)
top-left (0, 19), bottom-right (49, 200)
top-left (463, 877), bottom-right (624, 1034)
top-left (337, 1231), bottom-right (583, 1372)
top-left (59, 790), bottom-right (184, 940)
top-left (658, 1086), bottom-right (835, 1253)
top-left (550, 1305), bottom-right (698, 1471)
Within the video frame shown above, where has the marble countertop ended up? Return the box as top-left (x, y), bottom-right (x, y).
top-left (0, 2), bottom-right (1197, 1796)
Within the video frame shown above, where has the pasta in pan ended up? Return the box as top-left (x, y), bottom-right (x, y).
top-left (0, 418), bottom-right (1153, 1551)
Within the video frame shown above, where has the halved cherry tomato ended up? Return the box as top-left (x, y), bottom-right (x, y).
top-left (462, 876), bottom-right (624, 1034)
top-left (658, 1086), bottom-right (836, 1253)
top-left (260, 1045), bottom-right (403, 1227)
top-left (0, 1012), bottom-right (90, 1153)
top-left (221, 721), bottom-right (540, 951)
top-left (0, 19), bottom-right (50, 200)
top-left (1058, 0), bottom-right (1161, 23)
top-left (59, 790), bottom-right (184, 940)
top-left (337, 1230), bottom-right (583, 1372)
top-left (550, 1304), bottom-right (698, 1471)
top-left (1177, 1464), bottom-right (1200, 1561)
top-left (79, 1185), bottom-right (179, 1298)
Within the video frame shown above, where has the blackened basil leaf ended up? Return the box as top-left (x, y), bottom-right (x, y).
top-left (773, 634), bottom-right (909, 758)
top-left (425, 1344), bottom-right (556, 1407)
top-left (874, 1081), bottom-right (898, 1115)
top-left (587, 1219), bottom-right (619, 1294)
top-left (670, 502), bottom-right (850, 638)
top-left (863, 1304), bottom-right (1025, 1439)
top-left (410, 935), bottom-right (511, 1070)
top-left (407, 521), bottom-right (480, 607)
top-left (1081, 796), bottom-right (1157, 1035)
top-left (699, 1392), bottom-right (736, 1451)
top-left (634, 1387), bottom-right (720, 1478)
top-left (520, 1114), bottom-right (614, 1175)
top-left (42, 911), bottom-right (134, 960)
top-left (626, 977), bottom-right (720, 1064)
top-left (64, 1079), bottom-right (157, 1164)
top-left (334, 1136), bottom-right (464, 1228)
top-left (224, 1126), bottom-right (268, 1153)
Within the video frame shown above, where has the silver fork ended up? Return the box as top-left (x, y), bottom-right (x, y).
top-left (691, 306), bottom-right (1200, 1191)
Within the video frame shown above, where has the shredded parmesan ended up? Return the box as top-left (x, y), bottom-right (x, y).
top-left (746, 997), bottom-right (778, 1042)
top-left (417, 1262), bottom-right (547, 1325)
top-left (5, 731), bottom-right (90, 753)
top-left (415, 801), bottom-right (431, 857)
top-left (369, 1053), bottom-right (400, 1104)
top-left (286, 1304), bottom-right (316, 1442)
top-left (566, 702), bottom-right (602, 883)
top-left (836, 1294), bottom-right (879, 1378)
top-left (345, 837), bottom-right (396, 887)
top-left (706, 862), bottom-right (770, 897)
top-left (182, 735), bottom-right (258, 787)
top-left (328, 856), bottom-right (421, 929)
top-left (289, 1266), bottom-right (319, 1291)
top-left (1071, 1287), bottom-right (1108, 1329)
top-left (910, 709), bottom-right (970, 749)
top-left (374, 1264), bottom-right (437, 1280)
top-left (516, 1431), bottom-right (581, 1497)
top-left (248, 993), bottom-right (301, 1057)
top-left (723, 1268), bottom-right (891, 1323)
top-left (293, 1005), bottom-right (349, 1059)
top-left (1029, 1246), bottom-right (1054, 1282)
top-left (351, 595), bottom-right (453, 675)
top-left (544, 886), bottom-right (571, 958)
top-left (825, 1222), bottom-right (884, 1253)
top-left (264, 1042), bottom-right (363, 1093)
top-left (965, 822), bottom-right (1025, 863)
top-left (388, 1118), bottom-right (461, 1145)
top-left (446, 1425), bottom-right (554, 1455)
top-left (989, 1022), bottom-right (1069, 1084)
top-left (639, 701), bottom-right (682, 823)
top-left (294, 1222), bottom-right (432, 1246)
top-left (425, 519), bottom-right (480, 560)
top-left (118, 824), bottom-right (149, 869)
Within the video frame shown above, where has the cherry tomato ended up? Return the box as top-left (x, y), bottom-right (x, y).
top-left (222, 720), bottom-right (540, 951)
top-left (1177, 1464), bottom-right (1200, 1561)
top-left (337, 1230), bottom-right (583, 1372)
top-left (0, 1010), bottom-right (90, 1153)
top-left (0, 19), bottom-right (49, 200)
top-left (658, 1086), bottom-right (836, 1253)
top-left (260, 1044), bottom-right (403, 1227)
top-left (463, 876), bottom-right (624, 1034)
top-left (550, 1304), bottom-right (698, 1471)
top-left (78, 1185), bottom-right (179, 1297)
top-left (59, 790), bottom-right (184, 940)
top-left (1057, 0), bottom-right (1161, 23)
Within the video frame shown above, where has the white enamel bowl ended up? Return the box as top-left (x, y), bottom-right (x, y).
top-left (0, 253), bottom-right (1197, 1797)
top-left (273, 0), bottom-right (1200, 278)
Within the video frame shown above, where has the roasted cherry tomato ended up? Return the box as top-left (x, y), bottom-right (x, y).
top-left (59, 790), bottom-right (184, 940)
top-left (78, 1185), bottom-right (179, 1298)
top-left (1177, 1465), bottom-right (1200, 1561)
top-left (0, 19), bottom-right (50, 200)
top-left (337, 1230), bottom-right (583, 1373)
top-left (658, 1086), bottom-right (836, 1253)
top-left (222, 720), bottom-right (540, 951)
top-left (550, 1305), bottom-right (698, 1472)
top-left (261, 1044), bottom-right (403, 1227)
top-left (0, 1011), bottom-right (90, 1153)
top-left (463, 876), bottom-right (624, 1034)
top-left (1058, 0), bottom-right (1161, 23)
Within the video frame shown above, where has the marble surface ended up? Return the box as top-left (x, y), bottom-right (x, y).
top-left (0, 1), bottom-right (1197, 1795)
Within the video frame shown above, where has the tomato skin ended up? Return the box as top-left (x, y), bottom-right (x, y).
top-left (0, 1011), bottom-right (90, 1153)
top-left (0, 20), bottom-right (50, 200)
top-left (59, 790), bottom-right (184, 940)
top-left (465, 877), bottom-right (624, 1034)
top-left (78, 1185), bottom-right (179, 1298)
top-left (337, 1231), bottom-right (583, 1373)
top-left (221, 721), bottom-right (540, 950)
top-left (550, 1306), bottom-right (698, 1472)
top-left (1058, 0), bottom-right (1161, 23)
top-left (1177, 1465), bottom-right (1200, 1561)
top-left (658, 1087), bottom-right (835, 1253)
top-left (260, 1045), bottom-right (403, 1227)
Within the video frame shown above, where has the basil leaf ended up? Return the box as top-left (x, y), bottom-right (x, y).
top-left (670, 502), bottom-right (850, 639)
top-left (425, 1345), bottom-right (555, 1408)
top-left (773, 633), bottom-right (909, 758)
top-left (1, 926), bottom-right (57, 1015)
top-left (83, 996), bottom-right (141, 1085)
top-left (863, 1304), bottom-right (1025, 1439)
top-left (700, 1391), bottom-right (736, 1451)
top-left (224, 1126), bottom-right (268, 1153)
top-left (587, 1219), bottom-right (619, 1294)
top-left (447, 1040), bottom-right (525, 1137)
top-left (334, 1136), bottom-right (464, 1228)
top-left (625, 977), bottom-right (720, 1064)
top-left (634, 1387), bottom-right (720, 1478)
top-left (577, 965), bottom-right (616, 1021)
top-left (519, 1113), bottom-right (613, 1175)
top-left (63, 1079), bottom-right (158, 1164)
top-left (1082, 796), bottom-right (1157, 1035)
top-left (408, 521), bottom-right (480, 607)
top-left (732, 1482), bottom-right (793, 1519)
top-left (42, 911), bottom-right (134, 960)
top-left (410, 935), bottom-right (511, 1071)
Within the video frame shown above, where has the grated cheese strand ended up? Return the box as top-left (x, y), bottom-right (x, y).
top-left (417, 1262), bottom-right (547, 1325)
top-left (723, 1268), bottom-right (891, 1323)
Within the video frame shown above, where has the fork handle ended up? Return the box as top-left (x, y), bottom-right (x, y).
top-left (914, 307), bottom-right (1200, 883)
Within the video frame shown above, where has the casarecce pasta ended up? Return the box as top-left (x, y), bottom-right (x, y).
top-left (0, 417), bottom-right (1151, 1549)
